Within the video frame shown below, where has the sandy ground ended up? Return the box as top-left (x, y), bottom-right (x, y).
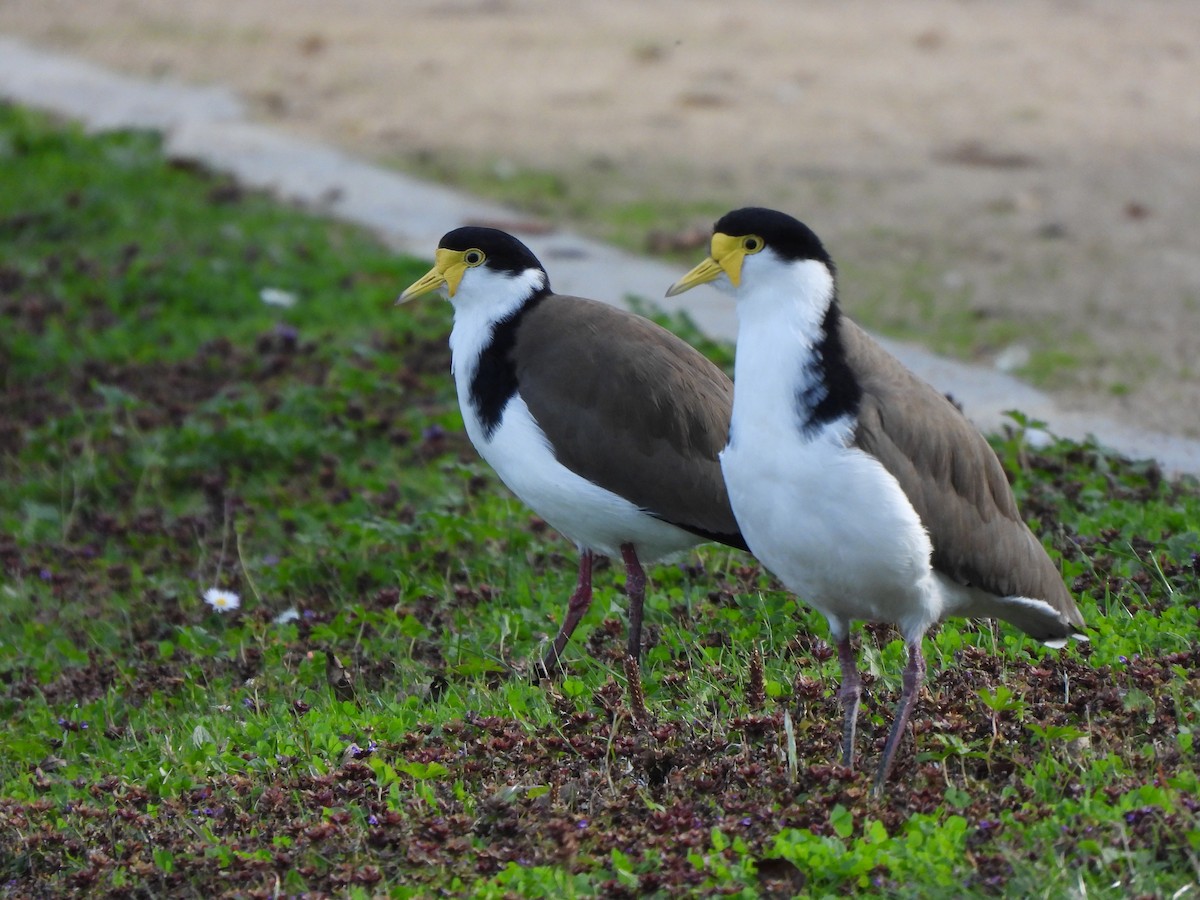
top-left (2, 0), bottom-right (1198, 437)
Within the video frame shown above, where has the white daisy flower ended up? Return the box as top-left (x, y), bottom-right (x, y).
top-left (203, 588), bottom-right (241, 612)
top-left (273, 607), bottom-right (301, 625)
top-left (259, 287), bottom-right (298, 308)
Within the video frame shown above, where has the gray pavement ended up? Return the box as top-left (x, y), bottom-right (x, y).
top-left (3, 36), bottom-right (1198, 476)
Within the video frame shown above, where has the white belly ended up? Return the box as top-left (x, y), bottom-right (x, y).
top-left (463, 391), bottom-right (702, 561)
top-left (720, 437), bottom-right (941, 637)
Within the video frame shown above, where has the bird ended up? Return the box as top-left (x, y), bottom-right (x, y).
top-left (324, 648), bottom-right (357, 704)
top-left (399, 226), bottom-right (747, 676)
top-left (666, 207), bottom-right (1087, 788)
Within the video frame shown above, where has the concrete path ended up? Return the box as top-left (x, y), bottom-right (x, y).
top-left (3, 36), bottom-right (1198, 476)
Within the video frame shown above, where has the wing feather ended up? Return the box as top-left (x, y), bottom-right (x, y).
top-left (843, 320), bottom-right (1082, 631)
top-left (514, 296), bottom-right (746, 550)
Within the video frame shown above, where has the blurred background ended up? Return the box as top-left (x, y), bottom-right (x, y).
top-left (3, 0), bottom-right (1197, 437)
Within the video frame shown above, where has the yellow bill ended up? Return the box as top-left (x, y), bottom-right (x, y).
top-left (665, 233), bottom-right (748, 296)
top-left (397, 248), bottom-right (472, 304)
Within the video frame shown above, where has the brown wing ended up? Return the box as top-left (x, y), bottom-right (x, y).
top-left (513, 295), bottom-right (746, 550)
top-left (844, 320), bottom-right (1082, 627)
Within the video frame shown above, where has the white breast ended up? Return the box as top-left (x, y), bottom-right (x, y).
top-left (723, 271), bottom-right (944, 639)
top-left (464, 390), bottom-right (700, 560)
top-left (447, 283), bottom-right (703, 562)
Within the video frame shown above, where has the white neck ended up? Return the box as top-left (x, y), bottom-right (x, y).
top-left (447, 267), bottom-right (546, 390)
top-left (727, 257), bottom-right (842, 448)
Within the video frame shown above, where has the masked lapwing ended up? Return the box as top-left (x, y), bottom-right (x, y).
top-left (667, 207), bottom-right (1086, 787)
top-left (400, 227), bottom-right (747, 676)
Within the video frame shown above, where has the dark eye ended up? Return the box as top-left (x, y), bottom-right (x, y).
top-left (743, 236), bottom-right (763, 253)
top-left (464, 249), bottom-right (485, 266)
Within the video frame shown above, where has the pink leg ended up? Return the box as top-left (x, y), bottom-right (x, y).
top-left (539, 550), bottom-right (594, 676)
top-left (620, 543), bottom-right (647, 661)
top-left (836, 636), bottom-right (862, 769)
top-left (875, 640), bottom-right (925, 790)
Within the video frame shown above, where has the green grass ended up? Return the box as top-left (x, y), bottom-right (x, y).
top-left (2, 103), bottom-right (1200, 898)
